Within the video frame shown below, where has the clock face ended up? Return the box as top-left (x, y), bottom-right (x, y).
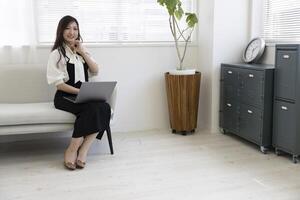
top-left (243, 38), bottom-right (265, 63)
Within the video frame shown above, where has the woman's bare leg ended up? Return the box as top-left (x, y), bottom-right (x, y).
top-left (65, 137), bottom-right (84, 165)
top-left (77, 133), bottom-right (98, 163)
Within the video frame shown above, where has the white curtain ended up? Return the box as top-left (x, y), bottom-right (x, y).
top-left (0, 0), bottom-right (38, 64)
top-left (0, 0), bottom-right (36, 46)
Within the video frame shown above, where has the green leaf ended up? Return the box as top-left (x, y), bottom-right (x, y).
top-left (174, 6), bottom-right (183, 20)
top-left (157, 0), bottom-right (164, 6)
top-left (167, 0), bottom-right (179, 15)
top-left (186, 13), bottom-right (198, 28)
top-left (157, 0), bottom-right (180, 16)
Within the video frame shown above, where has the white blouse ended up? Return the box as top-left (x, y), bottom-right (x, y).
top-left (47, 44), bottom-right (97, 86)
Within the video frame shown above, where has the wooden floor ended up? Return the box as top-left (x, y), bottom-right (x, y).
top-left (0, 130), bottom-right (300, 200)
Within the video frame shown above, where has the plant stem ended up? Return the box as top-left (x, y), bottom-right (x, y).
top-left (169, 16), bottom-right (175, 36)
top-left (174, 19), bottom-right (187, 41)
top-left (177, 27), bottom-right (190, 40)
top-left (172, 16), bottom-right (182, 70)
top-left (181, 27), bottom-right (194, 66)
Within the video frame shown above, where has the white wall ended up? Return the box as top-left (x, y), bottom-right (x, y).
top-left (260, 46), bottom-right (275, 65)
top-left (197, 0), bottom-right (214, 131)
top-left (0, 45), bottom-right (199, 133)
top-left (198, 0), bottom-right (251, 133)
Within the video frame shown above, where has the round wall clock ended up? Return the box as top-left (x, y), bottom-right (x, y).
top-left (243, 37), bottom-right (266, 63)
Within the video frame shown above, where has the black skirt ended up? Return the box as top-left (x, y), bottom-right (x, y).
top-left (54, 91), bottom-right (111, 140)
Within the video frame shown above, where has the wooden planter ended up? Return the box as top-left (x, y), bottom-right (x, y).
top-left (165, 72), bottom-right (201, 134)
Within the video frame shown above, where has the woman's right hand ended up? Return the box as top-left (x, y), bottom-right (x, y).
top-left (57, 83), bottom-right (80, 94)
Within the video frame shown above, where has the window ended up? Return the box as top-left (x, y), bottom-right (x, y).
top-left (35, 0), bottom-right (195, 44)
top-left (263, 0), bottom-right (300, 42)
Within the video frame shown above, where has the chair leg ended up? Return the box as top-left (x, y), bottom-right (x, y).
top-left (106, 126), bottom-right (114, 154)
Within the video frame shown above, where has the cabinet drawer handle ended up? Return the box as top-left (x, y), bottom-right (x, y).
top-left (227, 70), bottom-right (233, 74)
top-left (283, 55), bottom-right (290, 59)
top-left (226, 103), bottom-right (232, 107)
top-left (281, 106), bottom-right (288, 110)
top-left (247, 110), bottom-right (253, 114)
top-left (248, 74), bottom-right (254, 78)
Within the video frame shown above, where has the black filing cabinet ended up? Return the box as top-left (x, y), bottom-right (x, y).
top-left (220, 63), bottom-right (274, 153)
top-left (273, 44), bottom-right (300, 163)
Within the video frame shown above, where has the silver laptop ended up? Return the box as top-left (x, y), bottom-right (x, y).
top-left (64, 81), bottom-right (117, 103)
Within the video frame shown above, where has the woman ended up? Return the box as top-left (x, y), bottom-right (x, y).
top-left (47, 15), bottom-right (111, 170)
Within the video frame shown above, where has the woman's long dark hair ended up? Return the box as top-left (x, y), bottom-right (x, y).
top-left (51, 15), bottom-right (82, 66)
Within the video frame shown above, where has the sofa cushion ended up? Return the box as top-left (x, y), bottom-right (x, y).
top-left (0, 102), bottom-right (75, 126)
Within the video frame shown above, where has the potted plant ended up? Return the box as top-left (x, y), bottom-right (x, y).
top-left (158, 0), bottom-right (201, 134)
